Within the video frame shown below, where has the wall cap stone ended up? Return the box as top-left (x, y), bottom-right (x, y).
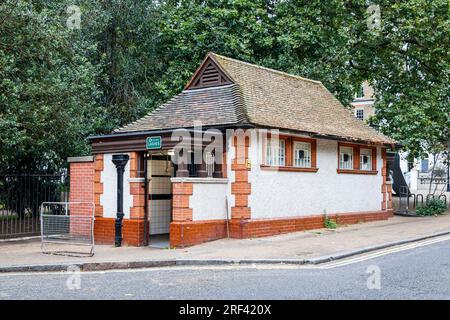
top-left (67, 156), bottom-right (94, 163)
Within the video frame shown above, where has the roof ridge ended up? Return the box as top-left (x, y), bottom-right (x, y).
top-left (209, 52), bottom-right (323, 85)
top-left (184, 83), bottom-right (236, 92)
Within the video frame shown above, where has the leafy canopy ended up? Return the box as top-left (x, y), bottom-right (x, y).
top-left (1, 0), bottom-right (448, 172)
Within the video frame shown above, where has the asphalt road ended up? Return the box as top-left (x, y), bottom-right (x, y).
top-left (1, 238), bottom-right (449, 300)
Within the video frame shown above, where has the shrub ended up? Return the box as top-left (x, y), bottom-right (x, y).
top-left (324, 215), bottom-right (338, 229)
top-left (416, 198), bottom-right (447, 216)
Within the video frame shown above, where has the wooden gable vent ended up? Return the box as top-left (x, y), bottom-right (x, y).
top-left (186, 58), bottom-right (233, 90)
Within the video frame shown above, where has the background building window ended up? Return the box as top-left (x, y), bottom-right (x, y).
top-left (293, 141), bottom-right (311, 167)
top-left (266, 139), bottom-right (285, 166)
top-left (360, 149), bottom-right (372, 170)
top-left (355, 108), bottom-right (364, 120)
top-left (339, 147), bottom-right (353, 169)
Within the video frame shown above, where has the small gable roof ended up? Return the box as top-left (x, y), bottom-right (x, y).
top-left (115, 52), bottom-right (395, 145)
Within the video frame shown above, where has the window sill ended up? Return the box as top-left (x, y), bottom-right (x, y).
top-left (171, 177), bottom-right (228, 184)
top-left (260, 165), bottom-right (319, 173)
top-left (337, 169), bottom-right (378, 175)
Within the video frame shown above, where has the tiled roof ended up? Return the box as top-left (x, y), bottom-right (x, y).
top-left (211, 53), bottom-right (395, 144)
top-left (115, 53), bottom-right (395, 145)
top-left (115, 83), bottom-right (246, 132)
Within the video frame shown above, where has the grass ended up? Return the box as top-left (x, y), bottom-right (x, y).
top-left (0, 214), bottom-right (18, 221)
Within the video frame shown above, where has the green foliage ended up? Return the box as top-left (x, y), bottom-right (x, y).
top-left (324, 215), bottom-right (338, 229)
top-left (0, 214), bottom-right (18, 222)
top-left (416, 198), bottom-right (447, 216)
top-left (365, 0), bottom-right (449, 158)
top-left (0, 0), bottom-right (103, 172)
top-left (1, 0), bottom-right (448, 172)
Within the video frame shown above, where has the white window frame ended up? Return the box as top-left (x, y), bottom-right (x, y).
top-left (293, 141), bottom-right (312, 168)
top-left (360, 148), bottom-right (372, 171)
top-left (265, 138), bottom-right (285, 167)
top-left (339, 146), bottom-right (353, 169)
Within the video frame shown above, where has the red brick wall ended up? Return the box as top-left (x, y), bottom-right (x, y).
top-left (170, 220), bottom-right (227, 248)
top-left (169, 210), bottom-right (393, 247)
top-left (230, 211), bottom-right (393, 239)
top-left (94, 217), bottom-right (146, 246)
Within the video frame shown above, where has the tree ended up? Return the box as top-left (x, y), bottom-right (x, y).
top-left (0, 0), bottom-right (103, 172)
top-left (360, 0), bottom-right (449, 159)
top-left (1, 0), bottom-right (448, 174)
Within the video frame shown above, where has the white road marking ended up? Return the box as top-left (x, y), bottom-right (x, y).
top-left (1, 235), bottom-right (449, 276)
top-left (319, 234), bottom-right (450, 269)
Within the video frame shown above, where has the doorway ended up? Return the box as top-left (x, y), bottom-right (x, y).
top-left (147, 153), bottom-right (173, 248)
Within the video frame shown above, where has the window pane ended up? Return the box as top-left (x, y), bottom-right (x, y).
top-left (339, 147), bottom-right (353, 169)
top-left (355, 109), bottom-right (364, 120)
top-left (266, 139), bottom-right (285, 166)
top-left (360, 149), bottom-right (372, 170)
top-left (294, 142), bottom-right (311, 167)
top-left (279, 140), bottom-right (285, 166)
top-left (206, 152), bottom-right (215, 177)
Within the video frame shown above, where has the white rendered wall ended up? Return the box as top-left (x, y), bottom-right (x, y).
top-left (191, 181), bottom-right (228, 221)
top-left (100, 153), bottom-right (133, 219)
top-left (248, 133), bottom-right (383, 219)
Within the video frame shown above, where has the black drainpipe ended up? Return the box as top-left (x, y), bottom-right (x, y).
top-left (143, 153), bottom-right (149, 246)
top-left (112, 154), bottom-right (129, 247)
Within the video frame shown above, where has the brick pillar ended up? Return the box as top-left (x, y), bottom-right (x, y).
top-left (126, 152), bottom-right (146, 246)
top-left (68, 156), bottom-right (95, 238)
top-left (170, 181), bottom-right (193, 247)
top-left (231, 135), bottom-right (251, 219)
top-left (94, 154), bottom-right (104, 217)
top-left (129, 152), bottom-right (146, 220)
top-left (69, 156), bottom-right (94, 204)
top-left (172, 182), bottom-right (193, 221)
top-left (230, 134), bottom-right (251, 238)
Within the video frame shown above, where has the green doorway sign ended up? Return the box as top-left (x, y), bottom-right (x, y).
top-left (146, 136), bottom-right (162, 150)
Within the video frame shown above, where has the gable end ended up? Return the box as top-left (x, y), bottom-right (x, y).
top-left (185, 56), bottom-right (233, 90)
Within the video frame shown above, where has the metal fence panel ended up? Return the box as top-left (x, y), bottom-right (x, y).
top-left (0, 174), bottom-right (69, 239)
top-left (40, 202), bottom-right (95, 257)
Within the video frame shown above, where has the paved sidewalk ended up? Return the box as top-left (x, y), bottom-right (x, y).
top-left (1, 214), bottom-right (450, 270)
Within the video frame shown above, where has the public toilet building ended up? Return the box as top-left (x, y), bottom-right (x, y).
top-left (69, 53), bottom-right (396, 247)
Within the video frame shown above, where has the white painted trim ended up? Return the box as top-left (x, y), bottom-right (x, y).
top-left (350, 100), bottom-right (375, 106)
top-left (171, 177), bottom-right (228, 184)
top-left (128, 178), bottom-right (145, 183)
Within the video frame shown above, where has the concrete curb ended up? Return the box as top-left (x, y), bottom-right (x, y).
top-left (1, 230), bottom-right (450, 273)
top-left (306, 229), bottom-right (450, 264)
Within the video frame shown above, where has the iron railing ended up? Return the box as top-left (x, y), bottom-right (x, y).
top-left (0, 174), bottom-right (69, 239)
